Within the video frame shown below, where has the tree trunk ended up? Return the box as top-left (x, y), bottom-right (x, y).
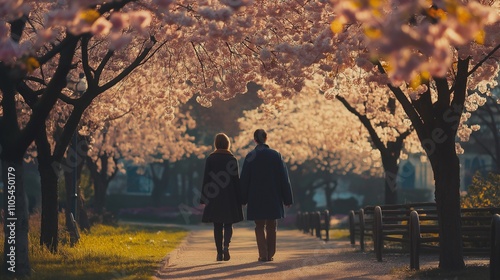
top-left (63, 170), bottom-right (79, 245)
top-left (170, 162), bottom-right (181, 202)
top-left (87, 160), bottom-right (111, 214)
top-left (324, 186), bottom-right (333, 211)
top-left (86, 154), bottom-right (118, 215)
top-left (35, 125), bottom-right (60, 252)
top-left (150, 161), bottom-right (170, 207)
top-left (335, 95), bottom-right (409, 205)
top-left (37, 162), bottom-right (59, 252)
top-left (382, 155), bottom-right (399, 205)
top-left (324, 178), bottom-right (337, 212)
top-left (92, 173), bottom-right (108, 214)
top-left (77, 188), bottom-right (91, 231)
top-left (62, 132), bottom-right (90, 242)
top-left (2, 158), bottom-right (31, 277)
top-left (432, 141), bottom-right (465, 270)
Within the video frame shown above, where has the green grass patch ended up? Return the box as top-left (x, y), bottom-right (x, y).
top-left (330, 229), bottom-right (350, 240)
top-left (1, 221), bottom-right (187, 280)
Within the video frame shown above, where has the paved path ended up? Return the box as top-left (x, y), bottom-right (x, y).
top-left (153, 222), bottom-right (489, 280)
top-left (155, 222), bottom-right (408, 280)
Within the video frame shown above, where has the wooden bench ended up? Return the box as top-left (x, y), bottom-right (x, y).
top-left (348, 207), bottom-right (373, 251)
top-left (348, 202), bottom-right (436, 253)
top-left (296, 210), bottom-right (330, 241)
top-left (372, 203), bottom-right (437, 261)
top-left (409, 207), bottom-right (500, 270)
top-left (296, 211), bottom-right (314, 235)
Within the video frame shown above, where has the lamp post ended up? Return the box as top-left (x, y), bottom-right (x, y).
top-left (72, 73), bottom-right (87, 219)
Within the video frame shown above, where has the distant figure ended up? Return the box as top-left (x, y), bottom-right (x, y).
top-left (200, 133), bottom-right (243, 261)
top-left (240, 129), bottom-right (293, 262)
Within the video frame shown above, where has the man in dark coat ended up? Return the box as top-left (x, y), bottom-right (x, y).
top-left (200, 133), bottom-right (243, 261)
top-left (240, 129), bottom-right (293, 262)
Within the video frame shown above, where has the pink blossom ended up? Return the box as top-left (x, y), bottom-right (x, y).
top-left (109, 12), bottom-right (129, 33)
top-left (166, 12), bottom-right (195, 27)
top-left (129, 11), bottom-right (152, 34)
top-left (0, 39), bottom-right (21, 63)
top-left (0, 0), bottom-right (28, 21)
top-left (91, 17), bottom-right (112, 36)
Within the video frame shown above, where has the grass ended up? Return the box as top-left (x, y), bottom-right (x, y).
top-left (0, 214), bottom-right (187, 280)
top-left (330, 228), bottom-right (350, 240)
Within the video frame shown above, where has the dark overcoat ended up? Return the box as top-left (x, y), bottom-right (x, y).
top-left (200, 149), bottom-right (244, 224)
top-left (240, 144), bottom-right (293, 220)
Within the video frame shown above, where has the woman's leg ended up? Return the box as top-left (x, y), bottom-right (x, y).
top-left (214, 223), bottom-right (223, 261)
top-left (222, 223), bottom-right (233, 261)
top-left (223, 223), bottom-right (233, 248)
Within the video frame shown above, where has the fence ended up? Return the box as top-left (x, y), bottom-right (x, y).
top-left (296, 210), bottom-right (330, 241)
top-left (348, 202), bottom-right (500, 277)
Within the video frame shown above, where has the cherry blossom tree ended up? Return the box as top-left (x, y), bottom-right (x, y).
top-left (1, 0), bottom-right (253, 276)
top-left (315, 69), bottom-right (422, 204)
top-left (328, 0), bottom-right (500, 270)
top-left (206, 0), bottom-right (500, 270)
top-left (28, 12), bottom-right (160, 255)
top-left (83, 99), bottom-right (209, 213)
top-left (234, 88), bottom-right (385, 210)
top-left (3, 0), bottom-right (499, 276)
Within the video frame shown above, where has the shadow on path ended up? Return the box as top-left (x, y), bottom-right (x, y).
top-left (153, 224), bottom-right (429, 280)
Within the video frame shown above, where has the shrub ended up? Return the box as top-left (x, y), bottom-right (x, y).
top-left (461, 172), bottom-right (500, 208)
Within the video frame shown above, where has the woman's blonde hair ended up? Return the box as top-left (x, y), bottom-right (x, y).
top-left (214, 133), bottom-right (231, 150)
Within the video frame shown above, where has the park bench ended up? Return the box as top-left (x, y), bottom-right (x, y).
top-left (372, 203), bottom-right (437, 261)
top-left (348, 202), bottom-right (436, 253)
top-left (296, 211), bottom-right (312, 234)
top-left (348, 203), bottom-right (500, 279)
top-left (296, 210), bottom-right (331, 241)
top-left (409, 207), bottom-right (500, 270)
top-left (348, 206), bottom-right (372, 251)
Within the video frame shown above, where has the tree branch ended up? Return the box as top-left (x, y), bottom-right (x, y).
top-left (16, 82), bottom-right (40, 107)
top-left (434, 76), bottom-right (450, 110)
top-left (411, 85), bottom-right (434, 126)
top-left (336, 95), bottom-right (387, 154)
top-left (191, 42), bottom-right (208, 87)
top-left (468, 43), bottom-right (500, 76)
top-left (374, 61), bottom-right (427, 140)
top-left (470, 132), bottom-right (495, 160)
top-left (94, 49), bottom-right (115, 80)
top-left (97, 43), bottom-right (155, 94)
top-left (80, 34), bottom-right (93, 81)
top-left (58, 93), bottom-right (78, 106)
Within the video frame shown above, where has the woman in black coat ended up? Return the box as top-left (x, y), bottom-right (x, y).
top-left (200, 133), bottom-right (243, 261)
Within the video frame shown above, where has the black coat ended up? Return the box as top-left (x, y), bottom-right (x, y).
top-left (240, 144), bottom-right (293, 220)
top-left (200, 150), bottom-right (243, 224)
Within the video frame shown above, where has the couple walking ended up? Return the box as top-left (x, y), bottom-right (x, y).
top-left (199, 129), bottom-right (294, 262)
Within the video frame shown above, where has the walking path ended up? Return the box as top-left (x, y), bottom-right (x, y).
top-left (152, 222), bottom-right (489, 280)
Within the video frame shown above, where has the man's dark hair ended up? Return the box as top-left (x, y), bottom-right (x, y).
top-left (254, 129), bottom-right (267, 144)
